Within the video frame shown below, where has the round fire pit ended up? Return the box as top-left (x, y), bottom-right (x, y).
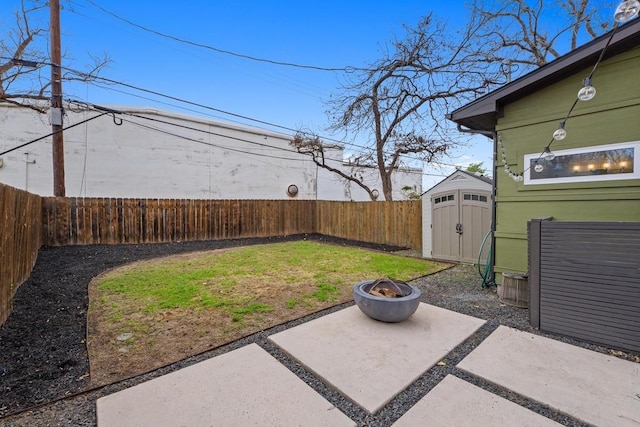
top-left (353, 279), bottom-right (421, 323)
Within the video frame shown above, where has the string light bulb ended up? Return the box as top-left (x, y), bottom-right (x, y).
top-left (552, 122), bottom-right (566, 141)
top-left (497, 133), bottom-right (525, 182)
top-left (542, 146), bottom-right (556, 161)
top-left (614, 0), bottom-right (640, 23)
top-left (534, 162), bottom-right (544, 173)
top-left (578, 77), bottom-right (596, 101)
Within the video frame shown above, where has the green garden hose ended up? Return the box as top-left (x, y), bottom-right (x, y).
top-left (477, 230), bottom-right (496, 288)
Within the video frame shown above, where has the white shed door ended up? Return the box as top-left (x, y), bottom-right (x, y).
top-left (432, 190), bottom-right (491, 262)
top-left (432, 192), bottom-right (458, 261)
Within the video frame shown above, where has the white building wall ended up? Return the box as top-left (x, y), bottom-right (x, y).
top-left (0, 105), bottom-right (421, 200)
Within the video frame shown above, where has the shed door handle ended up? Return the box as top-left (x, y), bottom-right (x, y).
top-left (456, 223), bottom-right (463, 234)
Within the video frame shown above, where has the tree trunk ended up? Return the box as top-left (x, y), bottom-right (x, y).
top-left (380, 168), bottom-right (393, 201)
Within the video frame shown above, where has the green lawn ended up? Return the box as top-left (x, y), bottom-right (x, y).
top-left (96, 240), bottom-right (448, 321)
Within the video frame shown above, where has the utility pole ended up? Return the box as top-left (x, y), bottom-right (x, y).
top-left (50, 0), bottom-right (65, 196)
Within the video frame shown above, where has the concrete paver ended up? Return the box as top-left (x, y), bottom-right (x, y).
top-left (96, 343), bottom-right (355, 427)
top-left (457, 326), bottom-right (640, 427)
top-left (393, 375), bottom-right (561, 426)
top-left (269, 303), bottom-right (486, 414)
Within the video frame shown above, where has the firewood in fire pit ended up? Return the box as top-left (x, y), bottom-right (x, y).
top-left (367, 280), bottom-right (408, 298)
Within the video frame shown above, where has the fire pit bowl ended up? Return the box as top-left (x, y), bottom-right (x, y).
top-left (353, 279), bottom-right (422, 323)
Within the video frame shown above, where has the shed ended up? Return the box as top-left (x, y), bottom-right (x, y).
top-left (422, 170), bottom-right (492, 262)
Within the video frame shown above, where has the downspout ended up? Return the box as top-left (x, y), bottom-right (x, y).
top-left (456, 123), bottom-right (497, 284)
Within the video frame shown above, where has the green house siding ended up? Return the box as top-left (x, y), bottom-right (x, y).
top-left (493, 46), bottom-right (640, 282)
top-left (494, 199), bottom-right (640, 277)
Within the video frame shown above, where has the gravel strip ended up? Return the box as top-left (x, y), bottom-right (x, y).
top-left (1, 235), bottom-right (637, 426)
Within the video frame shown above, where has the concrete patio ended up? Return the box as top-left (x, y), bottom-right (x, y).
top-left (97, 303), bottom-right (640, 426)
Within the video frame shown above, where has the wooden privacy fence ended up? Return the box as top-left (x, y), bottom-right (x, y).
top-left (0, 184), bottom-right (42, 325)
top-left (42, 198), bottom-right (318, 246)
top-left (315, 200), bottom-right (422, 251)
top-left (42, 198), bottom-right (422, 250)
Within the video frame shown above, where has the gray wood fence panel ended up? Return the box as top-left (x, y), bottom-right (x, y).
top-left (536, 221), bottom-right (640, 353)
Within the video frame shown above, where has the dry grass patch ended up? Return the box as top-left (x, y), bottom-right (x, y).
top-left (87, 240), bottom-right (450, 385)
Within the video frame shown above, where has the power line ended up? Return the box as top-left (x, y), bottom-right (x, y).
top-left (70, 102), bottom-right (441, 178)
top-left (0, 112), bottom-right (108, 156)
top-left (5, 2), bottom-right (495, 176)
top-left (123, 112), bottom-right (304, 156)
top-left (0, 99), bottom-right (443, 180)
top-left (122, 118), bottom-right (308, 162)
top-left (115, 108), bottom-right (444, 177)
top-left (117, 108), bottom-right (449, 176)
top-left (66, 65), bottom-right (299, 134)
top-left (65, 69), bottom-right (474, 167)
top-left (2, 54), bottom-right (458, 168)
top-left (81, 81), bottom-right (412, 159)
top-left (3, 55), bottom-right (469, 176)
top-left (76, 102), bottom-right (311, 162)
top-left (81, 0), bottom-right (370, 73)
top-left (85, 81), bottom-right (257, 125)
top-left (61, 66), bottom-right (413, 158)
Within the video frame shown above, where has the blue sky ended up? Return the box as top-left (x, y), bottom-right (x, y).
top-left (5, 1), bottom-right (497, 187)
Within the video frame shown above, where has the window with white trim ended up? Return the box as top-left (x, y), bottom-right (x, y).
top-left (524, 141), bottom-right (639, 185)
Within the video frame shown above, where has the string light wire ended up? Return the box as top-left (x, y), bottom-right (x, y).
top-left (500, 4), bottom-right (634, 181)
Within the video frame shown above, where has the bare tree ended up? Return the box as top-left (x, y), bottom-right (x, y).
top-left (292, 13), bottom-right (502, 201)
top-left (472, 0), bottom-right (613, 69)
top-left (0, 0), bottom-right (109, 112)
top-left (292, 2), bottom-right (614, 200)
